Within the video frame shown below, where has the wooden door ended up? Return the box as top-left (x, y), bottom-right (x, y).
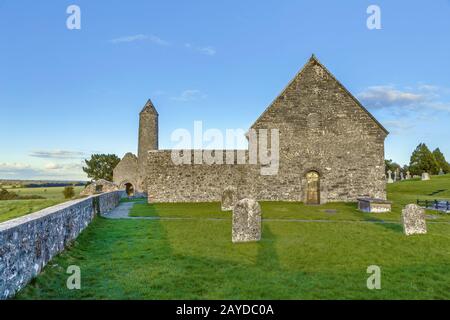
top-left (306, 171), bottom-right (320, 204)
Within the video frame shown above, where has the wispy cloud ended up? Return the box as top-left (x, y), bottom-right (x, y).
top-left (0, 162), bottom-right (85, 180)
top-left (358, 84), bottom-right (450, 112)
top-left (109, 35), bottom-right (216, 56)
top-left (109, 34), bottom-right (169, 46)
top-left (357, 86), bottom-right (424, 109)
top-left (29, 150), bottom-right (86, 159)
top-left (0, 162), bottom-right (31, 170)
top-left (185, 43), bottom-right (216, 56)
top-left (170, 89), bottom-right (207, 102)
top-left (383, 120), bottom-right (415, 135)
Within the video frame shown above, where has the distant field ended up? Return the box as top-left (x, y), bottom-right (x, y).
top-left (0, 186), bottom-right (84, 223)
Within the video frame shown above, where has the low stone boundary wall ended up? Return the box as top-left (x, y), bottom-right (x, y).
top-left (0, 191), bottom-right (120, 299)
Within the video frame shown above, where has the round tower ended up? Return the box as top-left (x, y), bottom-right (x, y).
top-left (137, 99), bottom-right (159, 192)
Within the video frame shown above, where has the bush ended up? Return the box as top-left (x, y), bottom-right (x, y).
top-left (0, 189), bottom-right (45, 200)
top-left (63, 186), bottom-right (75, 199)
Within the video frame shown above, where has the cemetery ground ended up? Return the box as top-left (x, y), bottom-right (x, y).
top-left (16, 175), bottom-right (450, 299)
top-left (0, 186), bottom-right (84, 223)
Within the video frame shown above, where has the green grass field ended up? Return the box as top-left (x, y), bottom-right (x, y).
top-left (15, 175), bottom-right (450, 299)
top-left (0, 186), bottom-right (84, 223)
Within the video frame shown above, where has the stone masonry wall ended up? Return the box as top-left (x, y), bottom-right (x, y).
top-left (113, 152), bottom-right (139, 191)
top-left (144, 57), bottom-right (387, 203)
top-left (0, 191), bottom-right (120, 299)
top-left (146, 150), bottom-right (252, 202)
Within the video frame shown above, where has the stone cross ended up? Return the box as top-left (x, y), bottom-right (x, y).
top-left (232, 198), bottom-right (261, 243)
top-left (221, 186), bottom-right (237, 211)
top-left (421, 172), bottom-right (430, 181)
top-left (402, 204), bottom-right (427, 235)
top-left (406, 171), bottom-right (411, 179)
top-left (387, 170), bottom-right (394, 183)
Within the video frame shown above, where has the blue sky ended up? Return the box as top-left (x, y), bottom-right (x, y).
top-left (1, 0), bottom-right (449, 180)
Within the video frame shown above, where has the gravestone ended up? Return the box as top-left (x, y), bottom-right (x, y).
top-left (439, 168), bottom-right (444, 176)
top-left (387, 170), bottom-right (394, 184)
top-left (357, 197), bottom-right (392, 213)
top-left (406, 171), bottom-right (411, 180)
top-left (421, 172), bottom-right (430, 181)
top-left (221, 186), bottom-right (237, 211)
top-left (402, 204), bottom-right (427, 235)
top-left (400, 172), bottom-right (404, 180)
top-left (232, 198), bottom-right (261, 243)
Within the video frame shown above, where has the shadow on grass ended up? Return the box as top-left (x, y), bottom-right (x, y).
top-left (362, 214), bottom-right (403, 233)
top-left (256, 224), bottom-right (280, 270)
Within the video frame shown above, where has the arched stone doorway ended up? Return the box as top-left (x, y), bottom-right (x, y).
top-left (305, 171), bottom-right (320, 204)
top-left (125, 183), bottom-right (135, 197)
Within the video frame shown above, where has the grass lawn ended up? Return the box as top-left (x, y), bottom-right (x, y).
top-left (15, 175), bottom-right (450, 299)
top-left (0, 186), bottom-right (84, 223)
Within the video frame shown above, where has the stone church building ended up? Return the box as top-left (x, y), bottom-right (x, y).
top-left (113, 55), bottom-right (388, 204)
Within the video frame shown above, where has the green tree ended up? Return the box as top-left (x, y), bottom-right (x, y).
top-left (82, 154), bottom-right (120, 181)
top-left (432, 148), bottom-right (450, 174)
top-left (409, 143), bottom-right (439, 175)
top-left (384, 159), bottom-right (401, 175)
top-left (63, 186), bottom-right (75, 199)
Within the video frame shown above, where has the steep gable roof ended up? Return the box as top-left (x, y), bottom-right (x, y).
top-left (249, 55), bottom-right (389, 135)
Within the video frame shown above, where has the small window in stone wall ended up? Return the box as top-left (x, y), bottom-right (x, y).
top-left (95, 185), bottom-right (103, 193)
top-left (306, 113), bottom-right (321, 130)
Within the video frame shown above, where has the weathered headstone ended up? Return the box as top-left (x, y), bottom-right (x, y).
top-left (402, 204), bottom-right (427, 235)
top-left (400, 172), bottom-right (404, 180)
top-left (221, 186), bottom-right (237, 211)
top-left (387, 170), bottom-right (394, 183)
top-left (406, 171), bottom-right (411, 180)
top-left (439, 168), bottom-right (444, 176)
top-left (394, 171), bottom-right (398, 182)
top-left (421, 172), bottom-right (430, 181)
top-left (232, 198), bottom-right (261, 243)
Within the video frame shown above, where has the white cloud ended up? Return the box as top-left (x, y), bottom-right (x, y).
top-left (44, 163), bottom-right (63, 170)
top-left (109, 34), bottom-right (169, 46)
top-left (357, 86), bottom-right (424, 109)
top-left (29, 150), bottom-right (85, 159)
top-left (358, 84), bottom-right (450, 113)
top-left (185, 43), bottom-right (216, 56)
top-left (170, 89), bottom-right (207, 102)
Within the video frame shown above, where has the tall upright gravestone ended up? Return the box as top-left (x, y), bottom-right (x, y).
top-left (232, 199), bottom-right (261, 243)
top-left (402, 204), bottom-right (427, 236)
top-left (387, 170), bottom-right (394, 184)
top-left (221, 186), bottom-right (237, 211)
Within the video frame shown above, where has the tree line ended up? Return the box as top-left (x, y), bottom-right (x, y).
top-left (386, 143), bottom-right (449, 176)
